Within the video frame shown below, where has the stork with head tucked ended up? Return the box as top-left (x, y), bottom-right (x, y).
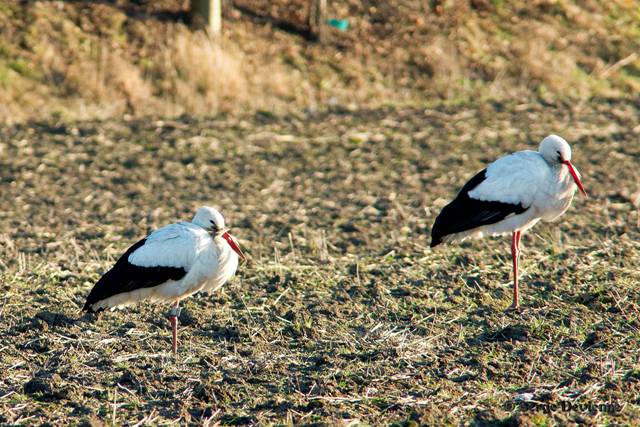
top-left (83, 206), bottom-right (245, 353)
top-left (430, 135), bottom-right (587, 309)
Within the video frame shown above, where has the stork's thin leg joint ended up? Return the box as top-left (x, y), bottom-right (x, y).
top-left (167, 306), bottom-right (182, 319)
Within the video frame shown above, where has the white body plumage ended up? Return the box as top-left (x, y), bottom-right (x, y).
top-left (84, 207), bottom-right (244, 313)
top-left (433, 135), bottom-right (585, 246)
top-left (445, 149), bottom-right (581, 242)
top-left (94, 223), bottom-right (238, 310)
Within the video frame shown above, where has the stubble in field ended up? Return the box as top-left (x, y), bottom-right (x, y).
top-left (1, 101), bottom-right (639, 425)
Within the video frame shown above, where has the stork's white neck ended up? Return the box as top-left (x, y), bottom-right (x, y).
top-left (213, 234), bottom-right (238, 262)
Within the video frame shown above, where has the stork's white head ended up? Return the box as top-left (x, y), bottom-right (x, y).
top-left (192, 206), bottom-right (245, 260)
top-left (192, 206), bottom-right (226, 231)
top-left (539, 134), bottom-right (572, 164)
top-left (538, 135), bottom-right (587, 197)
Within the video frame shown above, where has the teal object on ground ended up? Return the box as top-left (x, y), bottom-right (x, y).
top-left (327, 19), bottom-right (349, 31)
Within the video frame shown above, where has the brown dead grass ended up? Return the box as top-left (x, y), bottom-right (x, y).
top-left (0, 0), bottom-right (640, 123)
top-left (0, 1), bottom-right (308, 122)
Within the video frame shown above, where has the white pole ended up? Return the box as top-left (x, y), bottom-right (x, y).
top-left (211, 0), bottom-right (221, 35)
top-left (191, 0), bottom-right (222, 35)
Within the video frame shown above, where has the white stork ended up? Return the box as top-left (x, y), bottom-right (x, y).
top-left (83, 206), bottom-right (245, 353)
top-left (430, 135), bottom-right (587, 309)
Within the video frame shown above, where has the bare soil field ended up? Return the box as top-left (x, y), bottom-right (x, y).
top-left (1, 100), bottom-right (639, 425)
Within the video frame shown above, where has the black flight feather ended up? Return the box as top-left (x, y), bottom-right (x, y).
top-left (430, 169), bottom-right (527, 247)
top-left (83, 238), bottom-right (187, 312)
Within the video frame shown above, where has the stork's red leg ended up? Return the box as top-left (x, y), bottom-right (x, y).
top-left (168, 302), bottom-right (180, 354)
top-left (510, 231), bottom-right (521, 310)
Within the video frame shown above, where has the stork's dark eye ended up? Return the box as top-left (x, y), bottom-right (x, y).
top-left (556, 150), bottom-right (562, 161)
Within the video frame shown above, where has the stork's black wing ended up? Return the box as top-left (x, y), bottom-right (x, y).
top-left (83, 238), bottom-right (187, 312)
top-left (430, 169), bottom-right (527, 247)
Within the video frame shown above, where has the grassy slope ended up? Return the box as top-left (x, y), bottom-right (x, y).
top-left (1, 100), bottom-right (639, 424)
top-left (1, 0), bottom-right (640, 123)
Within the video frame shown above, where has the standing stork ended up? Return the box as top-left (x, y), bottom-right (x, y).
top-left (430, 135), bottom-right (587, 309)
top-left (83, 206), bottom-right (245, 353)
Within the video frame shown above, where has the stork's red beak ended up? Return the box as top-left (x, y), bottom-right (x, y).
top-left (222, 232), bottom-right (246, 260)
top-left (562, 160), bottom-right (587, 197)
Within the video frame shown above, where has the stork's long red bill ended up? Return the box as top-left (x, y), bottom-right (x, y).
top-left (563, 160), bottom-right (587, 197)
top-left (222, 232), bottom-right (246, 260)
